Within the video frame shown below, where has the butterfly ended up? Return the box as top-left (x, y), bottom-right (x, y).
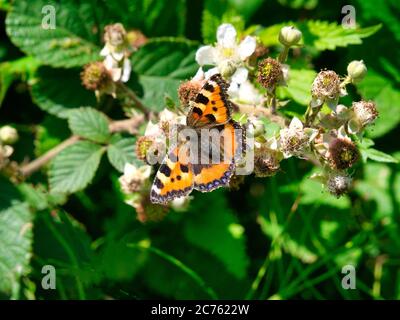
top-left (150, 74), bottom-right (245, 204)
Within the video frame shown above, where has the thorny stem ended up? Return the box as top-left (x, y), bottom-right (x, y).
top-left (19, 115), bottom-right (145, 177)
top-left (116, 82), bottom-right (150, 118)
top-left (305, 103), bottom-right (323, 126)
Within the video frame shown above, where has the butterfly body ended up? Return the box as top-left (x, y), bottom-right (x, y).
top-left (150, 74), bottom-right (244, 204)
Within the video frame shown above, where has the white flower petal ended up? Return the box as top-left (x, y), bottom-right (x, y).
top-left (112, 52), bottom-right (125, 62)
top-left (231, 67), bottom-right (248, 85)
top-left (227, 82), bottom-right (240, 97)
top-left (217, 23), bottom-right (237, 48)
top-left (145, 121), bottom-right (161, 136)
top-left (100, 46), bottom-right (110, 57)
top-left (110, 68), bottom-right (122, 81)
top-left (195, 45), bottom-right (216, 66)
top-left (192, 67), bottom-right (205, 81)
top-left (103, 55), bottom-right (115, 70)
top-left (289, 117), bottom-right (304, 130)
top-left (121, 59), bottom-right (131, 82)
top-left (138, 165), bottom-right (152, 179)
top-left (123, 163), bottom-right (137, 177)
top-left (204, 67), bottom-right (219, 79)
top-left (238, 36), bottom-right (256, 60)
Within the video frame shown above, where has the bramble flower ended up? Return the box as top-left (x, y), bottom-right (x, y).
top-left (328, 136), bottom-right (359, 170)
top-left (0, 126), bottom-right (18, 145)
top-left (257, 57), bottom-right (285, 91)
top-left (279, 117), bottom-right (318, 158)
top-left (178, 80), bottom-right (202, 106)
top-left (195, 23), bottom-right (256, 87)
top-left (81, 61), bottom-right (115, 96)
top-left (326, 172), bottom-right (352, 198)
top-left (119, 163), bottom-right (152, 194)
top-left (101, 23), bottom-right (131, 83)
top-left (348, 100), bottom-right (378, 133)
top-left (311, 70), bottom-right (346, 110)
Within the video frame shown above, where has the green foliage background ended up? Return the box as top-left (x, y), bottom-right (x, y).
top-left (0, 0), bottom-right (400, 300)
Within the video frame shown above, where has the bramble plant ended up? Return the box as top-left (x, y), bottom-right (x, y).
top-left (1, 0), bottom-right (400, 300)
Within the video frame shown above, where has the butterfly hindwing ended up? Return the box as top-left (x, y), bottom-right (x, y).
top-left (150, 145), bottom-right (194, 204)
top-left (187, 74), bottom-right (231, 128)
top-left (193, 120), bottom-right (244, 192)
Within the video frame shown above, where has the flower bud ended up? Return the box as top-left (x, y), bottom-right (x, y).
top-left (328, 137), bottom-right (359, 170)
top-left (257, 57), bottom-right (284, 90)
top-left (0, 126), bottom-right (18, 145)
top-left (327, 173), bottom-right (352, 198)
top-left (352, 100), bottom-right (378, 127)
top-left (279, 26), bottom-right (302, 47)
top-left (81, 62), bottom-right (112, 91)
top-left (254, 151), bottom-right (280, 177)
top-left (347, 60), bottom-right (367, 84)
top-left (126, 29), bottom-right (148, 49)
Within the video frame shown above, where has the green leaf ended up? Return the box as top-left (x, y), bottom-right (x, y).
top-left (0, 177), bottom-right (32, 298)
top-left (304, 21), bottom-right (381, 51)
top-left (103, 0), bottom-right (186, 37)
top-left (277, 69), bottom-right (316, 106)
top-left (49, 141), bottom-right (105, 194)
top-left (0, 56), bottom-right (39, 107)
top-left (67, 107), bottom-right (110, 143)
top-left (258, 215), bottom-right (317, 263)
top-left (355, 0), bottom-right (400, 41)
top-left (130, 39), bottom-right (198, 110)
top-left (31, 67), bottom-right (96, 118)
top-left (356, 69), bottom-right (400, 138)
top-left (363, 148), bottom-right (398, 164)
top-left (34, 210), bottom-right (96, 298)
top-left (355, 163), bottom-right (393, 220)
top-left (5, 0), bottom-right (105, 68)
top-left (107, 134), bottom-right (138, 172)
top-left (183, 191), bottom-right (249, 279)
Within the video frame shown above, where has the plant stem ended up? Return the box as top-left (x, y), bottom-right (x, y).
top-left (305, 103), bottom-right (322, 126)
top-left (116, 82), bottom-right (150, 118)
top-left (20, 115), bottom-right (145, 178)
top-left (278, 45), bottom-right (290, 63)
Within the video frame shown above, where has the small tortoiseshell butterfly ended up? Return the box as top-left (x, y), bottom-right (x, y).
top-left (150, 74), bottom-right (245, 204)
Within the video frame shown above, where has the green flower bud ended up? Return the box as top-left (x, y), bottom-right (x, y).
top-left (279, 26), bottom-right (302, 47)
top-left (347, 60), bottom-right (367, 83)
top-left (0, 126), bottom-right (18, 145)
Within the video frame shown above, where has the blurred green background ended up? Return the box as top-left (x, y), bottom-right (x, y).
top-left (0, 0), bottom-right (400, 300)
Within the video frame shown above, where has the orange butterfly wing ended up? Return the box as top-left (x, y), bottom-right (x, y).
top-left (187, 74), bottom-right (231, 128)
top-left (194, 120), bottom-right (245, 192)
top-left (150, 145), bottom-right (194, 204)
